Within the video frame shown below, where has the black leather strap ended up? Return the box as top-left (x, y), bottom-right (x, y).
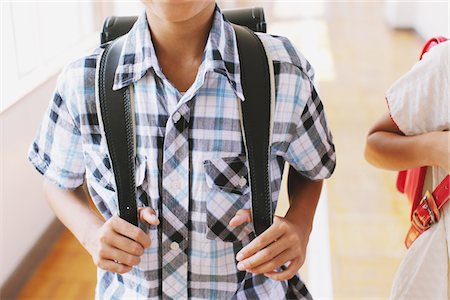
top-left (233, 24), bottom-right (273, 236)
top-left (98, 37), bottom-right (138, 226)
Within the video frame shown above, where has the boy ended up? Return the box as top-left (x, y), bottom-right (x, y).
top-left (28, 1), bottom-right (336, 298)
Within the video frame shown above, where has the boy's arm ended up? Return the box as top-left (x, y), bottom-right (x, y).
top-left (365, 113), bottom-right (449, 172)
top-left (229, 167), bottom-right (322, 280)
top-left (43, 179), bottom-right (158, 274)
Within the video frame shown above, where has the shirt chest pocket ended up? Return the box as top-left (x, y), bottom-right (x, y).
top-left (203, 155), bottom-right (254, 242)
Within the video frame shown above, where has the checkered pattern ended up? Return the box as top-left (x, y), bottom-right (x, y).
top-left (203, 155), bottom-right (249, 195)
top-left (28, 5), bottom-right (335, 299)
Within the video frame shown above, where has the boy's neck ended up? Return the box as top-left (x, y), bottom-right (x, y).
top-left (146, 4), bottom-right (216, 67)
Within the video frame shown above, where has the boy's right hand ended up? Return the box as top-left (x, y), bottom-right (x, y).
top-left (86, 207), bottom-right (159, 274)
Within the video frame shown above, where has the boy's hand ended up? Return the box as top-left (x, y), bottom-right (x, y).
top-left (87, 207), bottom-right (159, 274)
top-left (229, 208), bottom-right (252, 227)
top-left (229, 209), bottom-right (308, 281)
top-left (138, 207), bottom-right (161, 226)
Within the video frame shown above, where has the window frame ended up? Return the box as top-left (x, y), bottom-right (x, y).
top-left (1, 1), bottom-right (109, 113)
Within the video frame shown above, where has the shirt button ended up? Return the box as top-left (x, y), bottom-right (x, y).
top-left (239, 177), bottom-right (247, 188)
top-left (172, 180), bottom-right (181, 190)
top-left (172, 112), bottom-right (181, 123)
top-left (170, 242), bottom-right (179, 251)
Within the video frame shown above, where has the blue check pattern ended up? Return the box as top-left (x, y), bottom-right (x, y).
top-left (28, 5), bottom-right (335, 299)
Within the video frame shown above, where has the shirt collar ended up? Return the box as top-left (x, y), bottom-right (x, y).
top-left (112, 5), bottom-right (244, 100)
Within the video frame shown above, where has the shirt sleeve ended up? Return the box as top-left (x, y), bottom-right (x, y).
top-left (27, 74), bottom-right (86, 189)
top-left (386, 41), bottom-right (450, 135)
top-left (283, 80), bottom-right (336, 181)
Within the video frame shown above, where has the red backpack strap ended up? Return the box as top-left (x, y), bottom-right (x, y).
top-left (419, 36), bottom-right (448, 59)
top-left (396, 171), bottom-right (407, 193)
top-left (408, 166), bottom-right (428, 218)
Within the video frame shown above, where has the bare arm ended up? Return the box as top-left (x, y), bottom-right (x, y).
top-left (43, 179), bottom-right (104, 251)
top-left (285, 167), bottom-right (323, 237)
top-left (365, 113), bottom-right (449, 172)
top-left (43, 179), bottom-right (159, 273)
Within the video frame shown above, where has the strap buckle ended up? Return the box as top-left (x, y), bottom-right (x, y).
top-left (411, 191), bottom-right (439, 233)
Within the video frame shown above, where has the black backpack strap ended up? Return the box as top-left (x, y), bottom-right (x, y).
top-left (97, 36), bottom-right (138, 226)
top-left (233, 24), bottom-right (274, 236)
top-left (97, 25), bottom-right (275, 235)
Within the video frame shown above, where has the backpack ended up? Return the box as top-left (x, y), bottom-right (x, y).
top-left (96, 8), bottom-right (277, 236)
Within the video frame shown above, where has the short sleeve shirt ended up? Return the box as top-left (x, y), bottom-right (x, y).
top-left (28, 6), bottom-right (336, 299)
top-left (386, 41), bottom-right (449, 189)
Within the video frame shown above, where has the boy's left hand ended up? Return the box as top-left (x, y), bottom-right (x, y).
top-left (229, 209), bottom-right (309, 281)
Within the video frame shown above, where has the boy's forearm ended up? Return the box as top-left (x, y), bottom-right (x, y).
top-left (43, 179), bottom-right (104, 252)
top-left (365, 131), bottom-right (436, 171)
top-left (286, 168), bottom-right (323, 233)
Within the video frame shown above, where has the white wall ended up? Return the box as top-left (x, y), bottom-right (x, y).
top-left (2, 2), bottom-right (98, 112)
top-left (414, 2), bottom-right (449, 38)
top-left (0, 1), bottom-right (104, 287)
top-left (0, 1), bottom-right (144, 288)
top-left (384, 2), bottom-right (449, 39)
top-left (0, 75), bottom-right (58, 287)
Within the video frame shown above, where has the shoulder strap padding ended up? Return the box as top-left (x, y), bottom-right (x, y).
top-left (233, 24), bottom-right (273, 236)
top-left (97, 37), bottom-right (138, 226)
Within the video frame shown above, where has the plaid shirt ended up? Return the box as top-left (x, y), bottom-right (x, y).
top-left (28, 5), bottom-right (335, 299)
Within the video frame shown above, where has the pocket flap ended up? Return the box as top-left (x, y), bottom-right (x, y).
top-left (203, 155), bottom-right (249, 195)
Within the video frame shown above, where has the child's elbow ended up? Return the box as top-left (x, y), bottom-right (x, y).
top-left (364, 132), bottom-right (382, 167)
top-left (364, 113), bottom-right (402, 169)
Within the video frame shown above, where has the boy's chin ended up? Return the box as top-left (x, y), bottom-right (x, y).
top-left (143, 0), bottom-right (215, 23)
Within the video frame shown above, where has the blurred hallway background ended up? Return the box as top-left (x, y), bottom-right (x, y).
top-left (1, 1), bottom-right (448, 299)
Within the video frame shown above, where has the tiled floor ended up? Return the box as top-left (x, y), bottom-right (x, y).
top-left (18, 2), bottom-right (424, 299)
top-left (316, 3), bottom-right (421, 298)
top-left (17, 231), bottom-right (97, 299)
